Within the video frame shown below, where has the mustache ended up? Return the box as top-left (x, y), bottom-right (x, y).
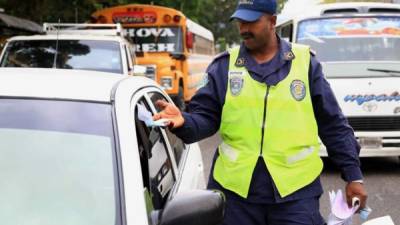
top-left (240, 32), bottom-right (254, 39)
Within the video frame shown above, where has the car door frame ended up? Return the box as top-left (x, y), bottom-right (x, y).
top-left (113, 80), bottom-right (205, 225)
top-left (143, 89), bottom-right (206, 197)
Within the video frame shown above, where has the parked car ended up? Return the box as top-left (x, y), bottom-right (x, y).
top-left (0, 23), bottom-right (142, 76)
top-left (0, 68), bottom-right (224, 225)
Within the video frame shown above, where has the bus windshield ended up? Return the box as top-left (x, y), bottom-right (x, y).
top-left (297, 16), bottom-right (400, 62)
top-left (127, 26), bottom-right (183, 53)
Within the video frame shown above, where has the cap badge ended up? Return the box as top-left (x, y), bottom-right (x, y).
top-left (238, 0), bottom-right (254, 5)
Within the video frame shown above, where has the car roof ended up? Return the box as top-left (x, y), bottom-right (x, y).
top-left (0, 68), bottom-right (156, 102)
top-left (6, 34), bottom-right (128, 42)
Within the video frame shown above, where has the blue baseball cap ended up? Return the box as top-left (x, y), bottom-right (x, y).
top-left (230, 0), bottom-right (277, 22)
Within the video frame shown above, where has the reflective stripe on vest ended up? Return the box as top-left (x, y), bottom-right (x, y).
top-left (214, 43), bottom-right (323, 198)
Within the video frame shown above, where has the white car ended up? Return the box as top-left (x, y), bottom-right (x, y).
top-left (0, 23), bottom-right (140, 76)
top-left (0, 68), bottom-right (224, 225)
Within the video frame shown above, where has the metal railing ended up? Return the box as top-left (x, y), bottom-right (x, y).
top-left (43, 23), bottom-right (126, 37)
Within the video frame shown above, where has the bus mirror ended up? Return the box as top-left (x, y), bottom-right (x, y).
top-left (170, 52), bottom-right (186, 60)
top-left (186, 31), bottom-right (193, 49)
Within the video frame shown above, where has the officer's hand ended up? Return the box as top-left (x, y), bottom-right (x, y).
top-left (345, 182), bottom-right (367, 211)
top-left (153, 100), bottom-right (184, 128)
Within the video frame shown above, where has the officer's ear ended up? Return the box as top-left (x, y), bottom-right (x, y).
top-left (264, 14), bottom-right (277, 28)
top-left (270, 15), bottom-right (277, 26)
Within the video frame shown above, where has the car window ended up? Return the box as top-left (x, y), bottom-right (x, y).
top-left (148, 92), bottom-right (186, 166)
top-left (0, 99), bottom-right (120, 225)
top-left (135, 98), bottom-right (175, 209)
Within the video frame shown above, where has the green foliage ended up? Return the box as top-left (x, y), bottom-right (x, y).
top-left (0, 0), bottom-right (98, 23)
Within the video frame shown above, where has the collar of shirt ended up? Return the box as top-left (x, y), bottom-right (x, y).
top-left (238, 35), bottom-right (295, 86)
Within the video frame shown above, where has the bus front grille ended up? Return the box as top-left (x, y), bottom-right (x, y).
top-left (347, 116), bottom-right (400, 131)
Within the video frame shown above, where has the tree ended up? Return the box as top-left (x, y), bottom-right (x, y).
top-left (1, 0), bottom-right (98, 23)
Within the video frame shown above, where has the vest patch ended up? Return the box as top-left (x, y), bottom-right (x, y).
top-left (229, 71), bottom-right (245, 96)
top-left (290, 79), bottom-right (306, 101)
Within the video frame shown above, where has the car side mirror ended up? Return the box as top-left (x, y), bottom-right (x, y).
top-left (132, 65), bottom-right (147, 76)
top-left (158, 190), bottom-right (225, 225)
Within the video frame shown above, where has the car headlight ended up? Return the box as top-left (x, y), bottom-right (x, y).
top-left (160, 77), bottom-right (173, 90)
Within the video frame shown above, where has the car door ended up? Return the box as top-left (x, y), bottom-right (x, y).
top-left (145, 89), bottom-right (206, 195)
top-left (113, 78), bottom-right (217, 225)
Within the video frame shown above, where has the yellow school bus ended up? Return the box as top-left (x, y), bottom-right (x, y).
top-left (91, 4), bottom-right (215, 109)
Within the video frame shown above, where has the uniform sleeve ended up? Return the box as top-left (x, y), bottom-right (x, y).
top-left (172, 56), bottom-right (229, 144)
top-left (309, 55), bottom-right (363, 182)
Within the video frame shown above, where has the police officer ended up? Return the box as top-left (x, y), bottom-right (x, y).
top-left (153, 0), bottom-right (368, 224)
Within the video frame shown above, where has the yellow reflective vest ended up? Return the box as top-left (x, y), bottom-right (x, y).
top-left (213, 43), bottom-right (323, 198)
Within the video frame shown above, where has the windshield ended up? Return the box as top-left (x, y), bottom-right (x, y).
top-left (0, 40), bottom-right (123, 74)
top-left (127, 26), bottom-right (183, 53)
top-left (297, 16), bottom-right (400, 62)
top-left (0, 99), bottom-right (121, 225)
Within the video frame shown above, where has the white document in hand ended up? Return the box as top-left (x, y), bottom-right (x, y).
top-left (327, 189), bottom-right (359, 225)
top-left (137, 104), bottom-right (170, 127)
top-left (137, 104), bottom-right (153, 126)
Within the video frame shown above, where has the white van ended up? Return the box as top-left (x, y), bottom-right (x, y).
top-left (277, 2), bottom-right (400, 157)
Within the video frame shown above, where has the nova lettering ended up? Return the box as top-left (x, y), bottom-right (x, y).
top-left (128, 28), bottom-right (175, 38)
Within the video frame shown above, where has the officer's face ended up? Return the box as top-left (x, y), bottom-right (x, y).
top-left (237, 14), bottom-right (276, 51)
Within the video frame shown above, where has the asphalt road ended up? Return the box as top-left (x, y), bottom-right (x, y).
top-left (198, 134), bottom-right (400, 225)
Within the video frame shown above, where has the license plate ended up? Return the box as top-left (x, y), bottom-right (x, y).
top-left (359, 137), bottom-right (382, 149)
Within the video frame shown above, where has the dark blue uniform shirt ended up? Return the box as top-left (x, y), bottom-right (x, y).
top-left (173, 37), bottom-right (362, 203)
